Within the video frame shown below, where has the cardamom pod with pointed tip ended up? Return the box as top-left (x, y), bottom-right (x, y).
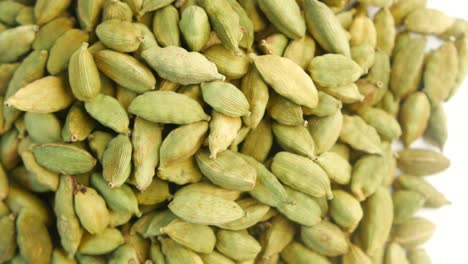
top-left (392, 217), bottom-right (436, 248)
top-left (139, 210), bottom-right (178, 238)
top-left (62, 102), bottom-right (95, 142)
top-left (96, 48), bottom-right (159, 93)
top-left (91, 173), bottom-right (140, 216)
top-left (359, 107), bottom-right (402, 141)
top-left (17, 210), bottom-right (53, 264)
top-left (196, 149), bottom-right (256, 191)
top-left (169, 185), bottom-right (244, 225)
top-left (351, 44), bottom-right (376, 73)
top-left (395, 174), bottom-right (449, 208)
top-left (241, 67), bottom-right (269, 129)
top-left (197, 0), bottom-right (243, 54)
top-left (102, 134), bottom-right (132, 188)
top-left (0, 25), bottom-right (37, 63)
top-left (32, 143), bottom-right (96, 174)
top-left (33, 17), bottom-right (75, 51)
top-left (392, 190), bottom-right (426, 224)
top-left (258, 0), bottom-right (305, 39)
top-left (304, 0), bottom-right (350, 57)
top-left (340, 115), bottom-right (382, 155)
top-left (85, 94), bottom-right (130, 134)
top-left (315, 152), bottom-right (351, 185)
top-left (272, 122), bottom-right (316, 159)
top-left (424, 42), bottom-right (458, 104)
top-left (69, 43), bottom-right (101, 101)
top-left (281, 242), bottom-right (331, 264)
top-left (359, 187), bottom-right (393, 255)
top-left (225, 0), bottom-right (254, 49)
top-left (330, 190), bottom-right (363, 232)
top-left (161, 219), bottom-right (216, 254)
top-left (78, 228), bottom-right (124, 255)
top-left (201, 81), bottom-right (250, 117)
top-left (153, 5), bottom-right (180, 47)
top-left (216, 230), bottom-right (261, 261)
top-left (179, 6), bottom-right (211, 52)
top-left (24, 112), bottom-right (62, 144)
top-left (77, 0), bottom-right (106, 31)
top-left (309, 54), bottom-right (363, 88)
top-left (74, 185), bottom-right (110, 234)
top-left (321, 83), bottom-right (364, 104)
top-left (217, 198), bottom-right (270, 230)
top-left (34, 0), bottom-right (72, 25)
top-left (301, 221), bottom-right (349, 257)
top-left (397, 148), bottom-right (450, 176)
top-left (48, 29), bottom-right (89, 75)
top-left (204, 45), bottom-right (250, 79)
top-left (272, 152), bottom-right (332, 199)
top-left (390, 36), bottom-right (426, 98)
top-left (6, 76), bottom-right (74, 113)
top-left (307, 110), bottom-right (343, 154)
top-left (254, 55), bottom-right (318, 108)
top-left (132, 117), bottom-right (162, 190)
top-left (96, 20), bottom-right (143, 52)
top-left (209, 111), bottom-right (242, 159)
top-left (399, 92), bottom-right (431, 146)
top-left (134, 23), bottom-right (158, 52)
top-left (241, 118), bottom-right (273, 162)
top-left (424, 104), bottom-right (447, 150)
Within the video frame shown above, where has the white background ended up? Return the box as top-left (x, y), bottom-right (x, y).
top-left (408, 1), bottom-right (468, 262)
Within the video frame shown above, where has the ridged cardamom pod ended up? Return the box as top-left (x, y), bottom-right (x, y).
top-left (309, 54), bottom-right (363, 88)
top-left (74, 185), bottom-right (110, 234)
top-left (216, 230), bottom-right (261, 261)
top-left (301, 221), bottom-right (349, 257)
top-left (329, 190), bottom-right (363, 232)
top-left (258, 0), bottom-right (305, 39)
top-left (102, 134), bottom-right (132, 188)
top-left (179, 6), bottom-right (211, 52)
top-left (340, 115), bottom-right (382, 155)
top-left (0, 25), bottom-right (37, 63)
top-left (78, 228), bottom-right (124, 255)
top-left (201, 81), bottom-right (250, 117)
top-left (84, 94), bottom-right (130, 134)
top-left (47, 29), bottom-right (89, 75)
top-left (272, 122), bottom-right (316, 159)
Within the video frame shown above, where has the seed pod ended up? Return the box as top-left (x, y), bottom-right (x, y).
top-left (241, 118), bottom-right (273, 162)
top-left (276, 186), bottom-right (321, 225)
top-left (91, 173), bottom-right (140, 217)
top-left (47, 29), bottom-right (89, 75)
top-left (374, 8), bottom-right (396, 55)
top-left (34, 0), bottom-right (72, 25)
top-left (0, 214), bottom-right (16, 263)
top-left (161, 219), bottom-right (216, 254)
top-left (159, 121), bottom-right (207, 169)
top-left (257, 0), bottom-right (305, 39)
top-left (351, 44), bottom-right (375, 71)
top-left (6, 76), bottom-right (74, 113)
top-left (0, 1), bottom-right (24, 25)
top-left (390, 36), bottom-right (426, 98)
top-left (142, 46), bottom-right (225, 85)
top-left (209, 111), bottom-right (242, 158)
top-left (407, 248), bottom-right (431, 264)
top-left (241, 67), bottom-right (269, 129)
top-left (267, 92), bottom-right (305, 126)
top-left (223, 0), bottom-right (253, 49)
top-left (139, 210), bottom-right (178, 237)
top-left (254, 54), bottom-right (318, 109)
top-left (308, 111), bottom-right (343, 155)
top-left (135, 178), bottom-right (170, 206)
top-left (17, 210), bottom-right (53, 264)
top-left (96, 20), bottom-right (143, 53)
top-left (68, 43), bottom-right (101, 101)
top-left (340, 115), bottom-right (382, 154)
top-left (399, 92), bottom-right (431, 146)
top-left (301, 221), bottom-right (349, 257)
top-left (272, 152), bottom-right (332, 199)
top-left (0, 25), bottom-right (37, 63)
top-left (392, 217), bottom-right (436, 248)
top-left (405, 8), bottom-right (454, 35)
top-left (103, 0), bottom-right (133, 21)
top-left (349, 15), bottom-right (377, 47)
top-left (395, 174), bottom-right (449, 208)
top-left (218, 198), bottom-right (270, 231)
top-left (309, 54), bottom-right (363, 88)
top-left (54, 175), bottom-right (83, 258)
top-left (152, 5), bottom-right (180, 47)
top-left (284, 35), bottom-right (316, 69)
top-left (359, 107), bottom-right (402, 141)
top-left (196, 149), bottom-right (256, 191)
top-left (179, 6), bottom-right (211, 52)
top-left (330, 190), bottom-right (363, 233)
top-left (359, 187), bottom-right (393, 255)
top-left (102, 134), bottom-right (132, 188)
top-left (425, 104), bottom-right (447, 150)
top-left (216, 230), bottom-right (261, 261)
top-left (78, 228), bottom-right (125, 255)
top-left (272, 122), bottom-right (315, 159)
top-left (281, 242), bottom-right (331, 264)
top-left (304, 0), bottom-right (350, 56)
top-left (84, 96), bottom-right (128, 134)
top-left (140, 0), bottom-right (174, 15)
top-left (169, 185), bottom-right (244, 225)
top-left (158, 156), bottom-right (202, 184)
top-left (315, 152), bottom-right (352, 185)
top-left (304, 91), bottom-right (342, 117)
top-left (204, 45), bottom-right (250, 79)
top-left (32, 143), bottom-right (96, 174)
top-left (77, 0), bottom-right (106, 31)
top-left (24, 112), bottom-right (62, 144)
top-left (201, 81), bottom-right (250, 117)
top-left (197, 0), bottom-right (243, 54)
top-left (96, 50), bottom-right (156, 93)
top-left (424, 42), bottom-right (458, 104)
top-left (74, 185), bottom-right (110, 234)
top-left (390, 0), bottom-right (427, 25)
top-left (398, 148), bottom-right (450, 176)
top-left (19, 148), bottom-right (59, 191)
top-left (342, 244), bottom-right (373, 264)
top-left (392, 190), bottom-right (425, 224)
top-left (62, 102), bottom-right (95, 142)
top-left (160, 237), bottom-right (203, 264)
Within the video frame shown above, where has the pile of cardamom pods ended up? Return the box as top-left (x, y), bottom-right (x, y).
top-left (0, 0), bottom-right (466, 263)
